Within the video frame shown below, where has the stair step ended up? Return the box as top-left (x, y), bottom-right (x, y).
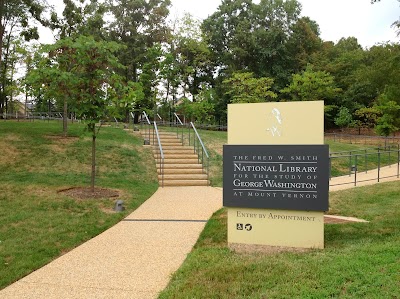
top-left (158, 174), bottom-right (208, 180)
top-left (156, 146), bottom-right (194, 150)
top-left (157, 132), bottom-right (179, 135)
top-left (157, 164), bottom-right (203, 169)
top-left (163, 158), bottom-right (199, 164)
top-left (150, 141), bottom-right (182, 149)
top-left (155, 154), bottom-right (198, 159)
top-left (161, 180), bottom-right (209, 187)
top-left (157, 168), bottom-right (205, 174)
top-left (155, 136), bottom-right (181, 142)
top-left (153, 149), bottom-right (195, 154)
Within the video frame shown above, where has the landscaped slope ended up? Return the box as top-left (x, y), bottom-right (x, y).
top-left (0, 121), bottom-right (158, 289)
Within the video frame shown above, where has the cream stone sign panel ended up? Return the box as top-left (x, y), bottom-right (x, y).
top-left (225, 101), bottom-right (328, 249)
top-left (228, 101), bottom-right (324, 145)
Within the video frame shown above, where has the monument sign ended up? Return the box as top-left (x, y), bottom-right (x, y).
top-left (225, 101), bottom-right (328, 249)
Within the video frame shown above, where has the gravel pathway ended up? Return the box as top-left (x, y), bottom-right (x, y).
top-left (1, 187), bottom-right (223, 299)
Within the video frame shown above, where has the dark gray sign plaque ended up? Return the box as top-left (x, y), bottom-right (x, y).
top-left (223, 145), bottom-right (329, 211)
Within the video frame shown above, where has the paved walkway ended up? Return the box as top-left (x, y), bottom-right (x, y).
top-left (1, 187), bottom-right (223, 299)
top-left (329, 163), bottom-right (400, 191)
top-left (2, 164), bottom-right (399, 299)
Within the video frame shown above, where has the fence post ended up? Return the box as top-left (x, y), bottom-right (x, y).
top-left (364, 149), bottom-right (368, 173)
top-left (349, 151), bottom-right (352, 177)
top-left (397, 144), bottom-right (399, 178)
top-left (378, 149), bottom-right (381, 183)
top-left (354, 155), bottom-right (357, 186)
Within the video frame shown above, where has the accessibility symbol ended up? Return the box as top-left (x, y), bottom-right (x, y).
top-left (236, 223), bottom-right (243, 230)
top-left (245, 224), bottom-right (253, 231)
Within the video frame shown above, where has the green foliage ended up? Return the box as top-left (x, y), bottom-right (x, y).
top-left (286, 17), bottom-right (322, 72)
top-left (354, 106), bottom-right (381, 130)
top-left (108, 0), bottom-right (171, 83)
top-left (171, 13), bottom-right (213, 98)
top-left (40, 36), bottom-right (122, 126)
top-left (223, 72), bottom-right (277, 103)
top-left (375, 99), bottom-right (400, 136)
top-left (176, 91), bottom-right (215, 124)
top-left (334, 106), bottom-right (353, 128)
top-left (281, 65), bottom-right (341, 102)
top-left (28, 35), bottom-right (126, 190)
top-left (109, 81), bottom-right (144, 119)
top-left (50, 0), bottom-right (107, 39)
top-left (202, 0), bottom-right (302, 89)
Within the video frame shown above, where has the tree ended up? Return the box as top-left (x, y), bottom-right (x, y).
top-left (374, 94), bottom-right (400, 137)
top-left (353, 106), bottom-right (381, 133)
top-left (286, 17), bottom-right (322, 73)
top-left (172, 13), bottom-right (213, 100)
top-left (29, 35), bottom-right (124, 191)
top-left (108, 0), bottom-right (170, 84)
top-left (334, 106), bottom-right (353, 129)
top-left (223, 72), bottom-right (277, 103)
top-left (280, 65), bottom-right (341, 103)
top-left (50, 0), bottom-right (108, 40)
top-left (107, 0), bottom-right (171, 122)
top-left (0, 0), bottom-right (52, 115)
top-left (202, 0), bottom-right (302, 89)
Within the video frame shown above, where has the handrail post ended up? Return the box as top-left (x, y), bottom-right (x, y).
top-left (154, 121), bottom-right (164, 187)
top-left (142, 111), bottom-right (151, 145)
top-left (173, 113), bottom-right (184, 145)
top-left (190, 122), bottom-right (210, 185)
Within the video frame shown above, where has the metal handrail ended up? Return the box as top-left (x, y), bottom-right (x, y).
top-left (142, 111), bottom-right (151, 144)
top-left (142, 111), bottom-right (151, 125)
top-left (174, 113), bottom-right (183, 125)
top-left (173, 113), bottom-right (184, 144)
top-left (154, 121), bottom-right (165, 187)
top-left (190, 121), bottom-right (210, 185)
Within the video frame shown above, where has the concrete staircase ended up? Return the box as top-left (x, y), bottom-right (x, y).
top-left (144, 130), bottom-right (209, 187)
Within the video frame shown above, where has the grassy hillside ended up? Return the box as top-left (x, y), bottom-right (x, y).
top-left (0, 121), bottom-right (158, 289)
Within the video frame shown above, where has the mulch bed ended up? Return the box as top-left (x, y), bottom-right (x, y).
top-left (58, 187), bottom-right (119, 200)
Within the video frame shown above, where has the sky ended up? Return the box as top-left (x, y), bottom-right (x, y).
top-left (40, 0), bottom-right (399, 48)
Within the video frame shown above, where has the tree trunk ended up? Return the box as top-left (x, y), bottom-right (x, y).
top-left (91, 133), bottom-right (96, 193)
top-left (63, 97), bottom-right (68, 136)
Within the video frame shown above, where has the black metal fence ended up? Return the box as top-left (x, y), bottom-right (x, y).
top-left (329, 145), bottom-right (400, 187)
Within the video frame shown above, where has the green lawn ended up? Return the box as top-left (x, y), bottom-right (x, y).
top-left (158, 181), bottom-right (400, 298)
top-left (0, 120), bottom-right (158, 289)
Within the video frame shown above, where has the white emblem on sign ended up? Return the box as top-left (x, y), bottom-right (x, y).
top-left (266, 108), bottom-right (282, 137)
